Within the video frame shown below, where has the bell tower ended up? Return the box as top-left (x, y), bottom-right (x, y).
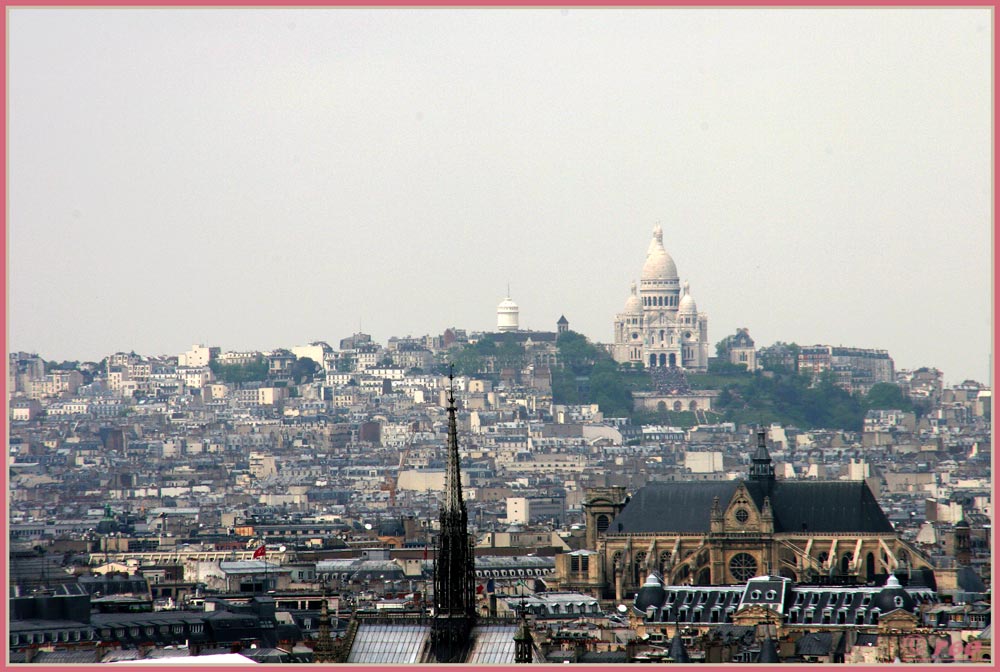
top-left (749, 426), bottom-right (775, 483)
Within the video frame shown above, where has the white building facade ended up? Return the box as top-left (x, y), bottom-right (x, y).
top-left (612, 225), bottom-right (709, 371)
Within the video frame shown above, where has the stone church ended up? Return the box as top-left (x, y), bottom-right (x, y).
top-left (562, 429), bottom-right (930, 601)
top-left (612, 225), bottom-right (709, 371)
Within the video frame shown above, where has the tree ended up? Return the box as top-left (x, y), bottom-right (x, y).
top-left (210, 355), bottom-right (269, 384)
top-left (715, 338), bottom-right (730, 358)
top-left (448, 345), bottom-right (485, 376)
top-left (495, 340), bottom-right (526, 370)
top-left (589, 360), bottom-right (632, 416)
top-left (290, 357), bottom-right (320, 384)
top-left (556, 331), bottom-right (604, 375)
top-left (865, 383), bottom-right (913, 412)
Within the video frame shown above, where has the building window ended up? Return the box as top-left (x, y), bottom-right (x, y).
top-left (729, 553), bottom-right (758, 583)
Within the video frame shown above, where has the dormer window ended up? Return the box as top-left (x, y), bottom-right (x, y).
top-left (750, 590), bottom-right (761, 600)
top-left (765, 590), bottom-right (777, 601)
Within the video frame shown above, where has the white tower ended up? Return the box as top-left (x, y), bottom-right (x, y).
top-left (497, 293), bottom-right (519, 333)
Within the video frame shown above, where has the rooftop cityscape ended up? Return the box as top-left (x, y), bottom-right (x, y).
top-left (8, 6), bottom-right (991, 667)
top-left (8, 227), bottom-right (992, 664)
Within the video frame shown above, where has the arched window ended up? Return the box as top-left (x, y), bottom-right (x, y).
top-left (689, 401), bottom-right (698, 411)
top-left (596, 514), bottom-right (610, 535)
top-left (841, 552), bottom-right (853, 575)
top-left (673, 401), bottom-right (682, 411)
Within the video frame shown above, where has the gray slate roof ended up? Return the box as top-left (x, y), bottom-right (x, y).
top-left (609, 479), bottom-right (893, 534)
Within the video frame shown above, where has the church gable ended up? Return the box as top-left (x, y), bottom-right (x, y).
top-left (723, 483), bottom-right (763, 533)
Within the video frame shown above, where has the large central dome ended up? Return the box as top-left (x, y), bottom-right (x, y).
top-left (641, 225), bottom-right (679, 281)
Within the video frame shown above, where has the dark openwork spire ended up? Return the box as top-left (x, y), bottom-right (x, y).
top-left (443, 372), bottom-right (464, 514)
top-left (749, 426), bottom-right (775, 483)
top-left (431, 367), bottom-right (477, 662)
top-left (513, 609), bottom-right (534, 663)
top-left (313, 581), bottom-right (336, 663)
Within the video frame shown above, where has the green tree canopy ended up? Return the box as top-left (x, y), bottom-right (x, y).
top-left (865, 382), bottom-right (913, 411)
top-left (290, 357), bottom-right (320, 384)
top-left (210, 356), bottom-right (269, 384)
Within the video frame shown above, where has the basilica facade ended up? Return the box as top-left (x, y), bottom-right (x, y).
top-left (612, 225), bottom-right (709, 371)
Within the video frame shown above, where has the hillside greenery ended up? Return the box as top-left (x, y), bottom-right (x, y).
top-left (209, 356), bottom-right (269, 384)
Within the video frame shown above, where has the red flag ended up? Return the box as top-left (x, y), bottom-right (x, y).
top-left (252, 545), bottom-right (266, 559)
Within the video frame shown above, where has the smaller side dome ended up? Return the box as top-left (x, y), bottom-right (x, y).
top-left (624, 281), bottom-right (642, 314)
top-left (678, 281), bottom-right (697, 314)
top-left (635, 572), bottom-right (666, 612)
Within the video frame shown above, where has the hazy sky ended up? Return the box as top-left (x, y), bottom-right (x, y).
top-left (9, 8), bottom-right (992, 384)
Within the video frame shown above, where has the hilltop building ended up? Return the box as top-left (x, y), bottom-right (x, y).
top-left (798, 345), bottom-right (894, 394)
top-left (613, 225), bottom-right (709, 371)
top-left (497, 295), bottom-right (519, 333)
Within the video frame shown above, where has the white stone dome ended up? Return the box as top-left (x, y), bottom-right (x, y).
top-left (498, 297), bottom-right (518, 311)
top-left (641, 225), bottom-right (679, 282)
top-left (624, 281), bottom-right (642, 314)
top-left (678, 281), bottom-right (697, 314)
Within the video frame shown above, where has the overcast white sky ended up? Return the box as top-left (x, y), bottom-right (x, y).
top-left (8, 8), bottom-right (992, 384)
